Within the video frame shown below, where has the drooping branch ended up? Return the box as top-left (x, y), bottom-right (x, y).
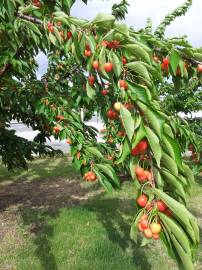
top-left (154, 0), bottom-right (193, 38)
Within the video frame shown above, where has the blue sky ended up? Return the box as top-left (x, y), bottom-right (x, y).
top-left (36, 0), bottom-right (202, 78)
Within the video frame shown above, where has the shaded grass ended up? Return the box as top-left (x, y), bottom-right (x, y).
top-left (0, 158), bottom-right (201, 270)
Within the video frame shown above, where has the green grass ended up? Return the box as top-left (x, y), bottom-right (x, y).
top-left (0, 157), bottom-right (201, 270)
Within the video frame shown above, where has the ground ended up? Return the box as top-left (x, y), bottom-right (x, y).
top-left (0, 157), bottom-right (201, 270)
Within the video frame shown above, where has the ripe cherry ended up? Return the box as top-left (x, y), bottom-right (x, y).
top-left (144, 228), bottom-right (153, 238)
top-left (47, 22), bottom-right (54, 33)
top-left (163, 57), bottom-right (169, 66)
top-left (66, 138), bottom-right (72, 145)
top-left (101, 89), bottom-right (108, 96)
top-left (138, 140), bottom-right (148, 152)
top-left (53, 126), bottom-right (60, 133)
top-left (101, 40), bottom-right (109, 47)
top-left (164, 208), bottom-right (173, 217)
top-left (107, 109), bottom-right (117, 120)
top-left (137, 194), bottom-right (148, 207)
top-left (138, 223), bottom-right (144, 232)
top-left (84, 50), bottom-right (91, 57)
top-left (137, 173), bottom-right (148, 183)
top-left (131, 146), bottom-right (139, 156)
top-left (197, 64), bottom-right (202, 73)
top-left (122, 57), bottom-right (127, 65)
top-left (140, 219), bottom-right (148, 230)
top-left (104, 62), bottom-right (113, 73)
top-left (92, 60), bottom-right (99, 70)
top-left (119, 80), bottom-right (128, 90)
top-left (118, 130), bottom-right (125, 137)
top-left (88, 75), bottom-right (95, 86)
top-left (135, 166), bottom-right (144, 177)
top-left (150, 223), bottom-right (161, 234)
top-left (152, 233), bottom-right (160, 240)
top-left (156, 200), bottom-right (167, 212)
top-left (66, 31), bottom-right (72, 39)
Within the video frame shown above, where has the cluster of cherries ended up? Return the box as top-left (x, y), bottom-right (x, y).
top-left (154, 55), bottom-right (202, 75)
top-left (137, 194), bottom-right (172, 239)
top-left (135, 166), bottom-right (152, 183)
top-left (138, 214), bottom-right (161, 240)
top-left (84, 171), bottom-right (97, 182)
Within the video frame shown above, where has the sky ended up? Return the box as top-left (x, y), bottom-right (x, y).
top-left (36, 0), bottom-right (202, 78)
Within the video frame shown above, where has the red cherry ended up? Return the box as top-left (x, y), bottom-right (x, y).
top-left (140, 219), bottom-right (148, 230)
top-left (138, 223), bottom-right (144, 232)
top-left (119, 80), bottom-right (128, 90)
top-left (66, 31), bottom-right (72, 39)
top-left (88, 75), bottom-right (95, 86)
top-left (107, 109), bottom-right (116, 120)
top-left (163, 57), bottom-right (169, 66)
top-left (92, 60), bottom-right (99, 70)
top-left (104, 62), bottom-right (113, 73)
top-left (122, 57), bottom-right (127, 65)
top-left (137, 173), bottom-right (148, 183)
top-left (84, 50), bottom-right (91, 57)
top-left (138, 140), bottom-right (148, 152)
top-left (101, 89), bottom-right (108, 96)
top-left (135, 166), bottom-right (144, 177)
top-left (131, 146), bottom-right (139, 156)
top-left (197, 64), bottom-right (202, 73)
top-left (101, 40), bottom-right (109, 47)
top-left (156, 200), bottom-right (167, 212)
top-left (152, 233), bottom-right (160, 240)
top-left (164, 208), bottom-right (173, 217)
top-left (137, 194), bottom-right (148, 208)
top-left (53, 126), bottom-right (60, 133)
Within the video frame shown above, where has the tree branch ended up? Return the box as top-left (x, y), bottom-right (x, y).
top-left (17, 13), bottom-right (43, 25)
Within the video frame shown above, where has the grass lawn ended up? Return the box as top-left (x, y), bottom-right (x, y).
top-left (0, 157), bottom-right (201, 270)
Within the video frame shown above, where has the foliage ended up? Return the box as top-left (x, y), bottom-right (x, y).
top-left (0, 1), bottom-right (201, 269)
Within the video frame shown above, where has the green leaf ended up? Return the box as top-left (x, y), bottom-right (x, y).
top-left (120, 105), bottom-right (134, 142)
top-left (94, 169), bottom-right (113, 193)
top-left (145, 126), bottom-right (162, 167)
top-left (130, 83), bottom-right (151, 103)
top-left (132, 122), bottom-right (146, 148)
top-left (117, 138), bottom-right (130, 164)
top-left (137, 101), bottom-right (165, 138)
top-left (96, 164), bottom-right (120, 187)
top-left (92, 13), bottom-right (115, 29)
top-left (153, 189), bottom-right (199, 244)
top-left (163, 133), bottom-right (183, 170)
top-left (161, 151), bottom-right (178, 176)
top-left (86, 82), bottom-right (96, 99)
top-left (114, 23), bottom-right (129, 36)
top-left (86, 147), bottom-right (103, 159)
top-left (49, 33), bottom-right (56, 45)
top-left (124, 44), bottom-right (151, 64)
top-left (159, 213), bottom-right (191, 256)
top-left (170, 49), bottom-right (181, 75)
top-left (161, 169), bottom-right (186, 200)
top-left (111, 52), bottom-right (122, 78)
top-left (126, 61), bottom-right (151, 82)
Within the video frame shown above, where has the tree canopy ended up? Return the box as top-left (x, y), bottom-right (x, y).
top-left (0, 0), bottom-right (201, 269)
